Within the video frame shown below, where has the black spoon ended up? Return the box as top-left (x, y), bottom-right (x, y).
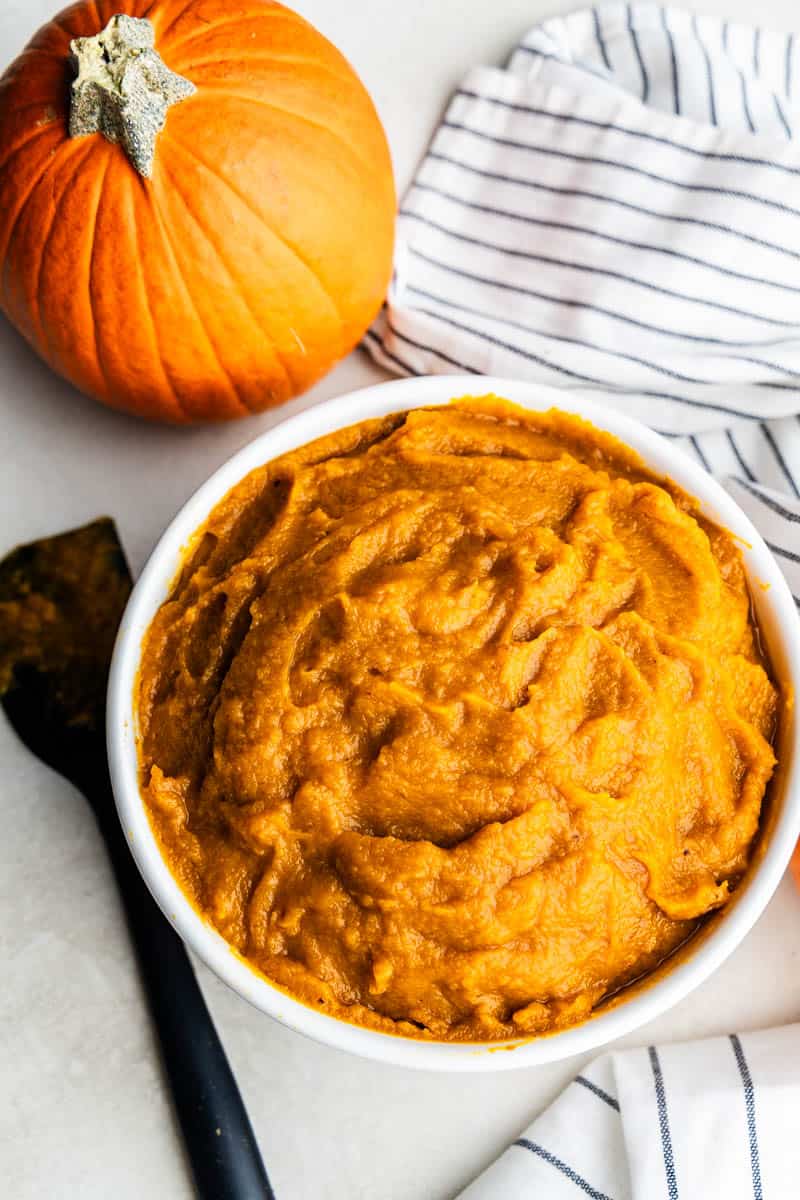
top-left (0, 519), bottom-right (275, 1200)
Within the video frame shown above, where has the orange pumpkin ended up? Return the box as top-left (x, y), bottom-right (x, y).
top-left (0, 1), bottom-right (396, 422)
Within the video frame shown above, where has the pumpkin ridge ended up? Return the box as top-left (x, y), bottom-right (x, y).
top-left (127, 172), bottom-right (189, 419)
top-left (35, 0), bottom-right (104, 49)
top-left (160, 151), bottom-right (297, 399)
top-left (150, 0), bottom-right (202, 45)
top-left (0, 120), bottom-right (58, 179)
top-left (193, 87), bottom-right (376, 178)
top-left (32, 138), bottom-right (97, 366)
top-left (162, 132), bottom-right (344, 330)
top-left (50, 4), bottom-right (99, 40)
top-left (99, 0), bottom-right (159, 22)
top-left (15, 45), bottom-right (70, 66)
top-left (183, 53), bottom-right (356, 89)
top-left (82, 142), bottom-right (115, 400)
top-left (149, 177), bottom-right (253, 417)
top-left (87, 150), bottom-right (115, 404)
top-left (162, 7), bottom-right (304, 59)
top-left (0, 134), bottom-right (79, 310)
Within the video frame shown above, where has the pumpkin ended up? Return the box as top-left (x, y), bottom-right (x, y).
top-left (0, 1), bottom-right (396, 422)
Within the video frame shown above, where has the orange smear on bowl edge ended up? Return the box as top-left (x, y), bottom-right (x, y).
top-left (792, 842), bottom-right (800, 889)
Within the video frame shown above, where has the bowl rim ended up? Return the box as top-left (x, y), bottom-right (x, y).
top-left (107, 374), bottom-right (800, 1072)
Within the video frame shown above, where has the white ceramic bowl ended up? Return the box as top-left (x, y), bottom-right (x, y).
top-left (108, 376), bottom-right (800, 1071)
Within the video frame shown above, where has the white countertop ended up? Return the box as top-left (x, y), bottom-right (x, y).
top-left (2, 2), bottom-right (800, 1197)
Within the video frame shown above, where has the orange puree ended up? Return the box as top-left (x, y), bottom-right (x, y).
top-left (137, 398), bottom-right (779, 1040)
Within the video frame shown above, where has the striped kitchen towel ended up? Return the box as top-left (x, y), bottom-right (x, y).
top-left (366, 3), bottom-right (800, 600)
top-left (458, 1025), bottom-right (800, 1199)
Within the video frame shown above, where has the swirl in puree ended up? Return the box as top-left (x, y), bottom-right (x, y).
top-left (138, 399), bottom-right (778, 1040)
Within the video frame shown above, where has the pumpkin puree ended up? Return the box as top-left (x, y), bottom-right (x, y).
top-left (138, 398), bottom-right (778, 1040)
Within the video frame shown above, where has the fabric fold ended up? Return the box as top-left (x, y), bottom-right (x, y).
top-left (458, 1025), bottom-right (800, 1198)
top-left (366, 4), bottom-right (800, 600)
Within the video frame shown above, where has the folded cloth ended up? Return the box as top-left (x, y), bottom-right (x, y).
top-left (457, 1025), bottom-right (800, 1199)
top-left (366, 3), bottom-right (800, 599)
top-left (369, 11), bottom-right (800, 1189)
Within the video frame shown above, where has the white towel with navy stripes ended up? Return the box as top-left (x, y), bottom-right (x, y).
top-left (366, 2), bottom-right (800, 599)
top-left (458, 1026), bottom-right (800, 1199)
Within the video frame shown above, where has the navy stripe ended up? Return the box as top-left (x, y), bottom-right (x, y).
top-left (514, 1139), bottom-right (613, 1200)
top-left (511, 44), bottom-right (617, 86)
top-left (516, 43), bottom-right (558, 64)
top-left (383, 318), bottom-right (477, 373)
top-left (759, 380), bottom-right (799, 392)
top-left (574, 1074), bottom-right (621, 1112)
top-left (406, 285), bottom-right (767, 421)
top-left (593, 6), bottom-right (612, 71)
top-left (754, 27), bottom-right (762, 77)
top-left (761, 424), bottom-right (800, 496)
top-left (479, 47), bottom-right (611, 72)
top-left (408, 243), bottom-right (800, 357)
top-left (766, 538), bottom-right (800, 564)
top-left (452, 90), bottom-right (800, 177)
top-left (693, 14), bottom-right (718, 125)
top-left (727, 429), bottom-right (757, 481)
top-left (690, 434), bottom-right (712, 472)
top-left (406, 270), bottom-right (719, 386)
top-left (722, 353), bottom-right (800, 382)
top-left (774, 95), bottom-right (792, 139)
top-left (429, 146), bottom-right (800, 264)
top-left (362, 329), bottom-right (416, 377)
top-left (661, 7), bottom-right (680, 114)
top-left (407, 231), bottom-right (800, 384)
top-left (787, 33), bottom-right (795, 100)
top-left (739, 70), bottom-right (756, 134)
top-left (410, 292), bottom-right (613, 390)
top-left (628, 3), bottom-right (649, 102)
top-left (648, 1046), bottom-right (679, 1200)
top-left (410, 178), bottom-right (800, 297)
top-left (442, 119), bottom-right (800, 220)
top-left (403, 206), bottom-right (800, 331)
top-left (735, 477), bottom-right (800, 522)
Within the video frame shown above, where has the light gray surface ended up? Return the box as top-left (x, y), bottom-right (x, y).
top-left (2, 2), bottom-right (800, 1198)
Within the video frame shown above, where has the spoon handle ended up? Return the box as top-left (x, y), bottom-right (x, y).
top-left (96, 792), bottom-right (275, 1200)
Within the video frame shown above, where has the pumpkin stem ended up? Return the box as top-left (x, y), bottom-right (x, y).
top-left (69, 14), bottom-right (195, 179)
